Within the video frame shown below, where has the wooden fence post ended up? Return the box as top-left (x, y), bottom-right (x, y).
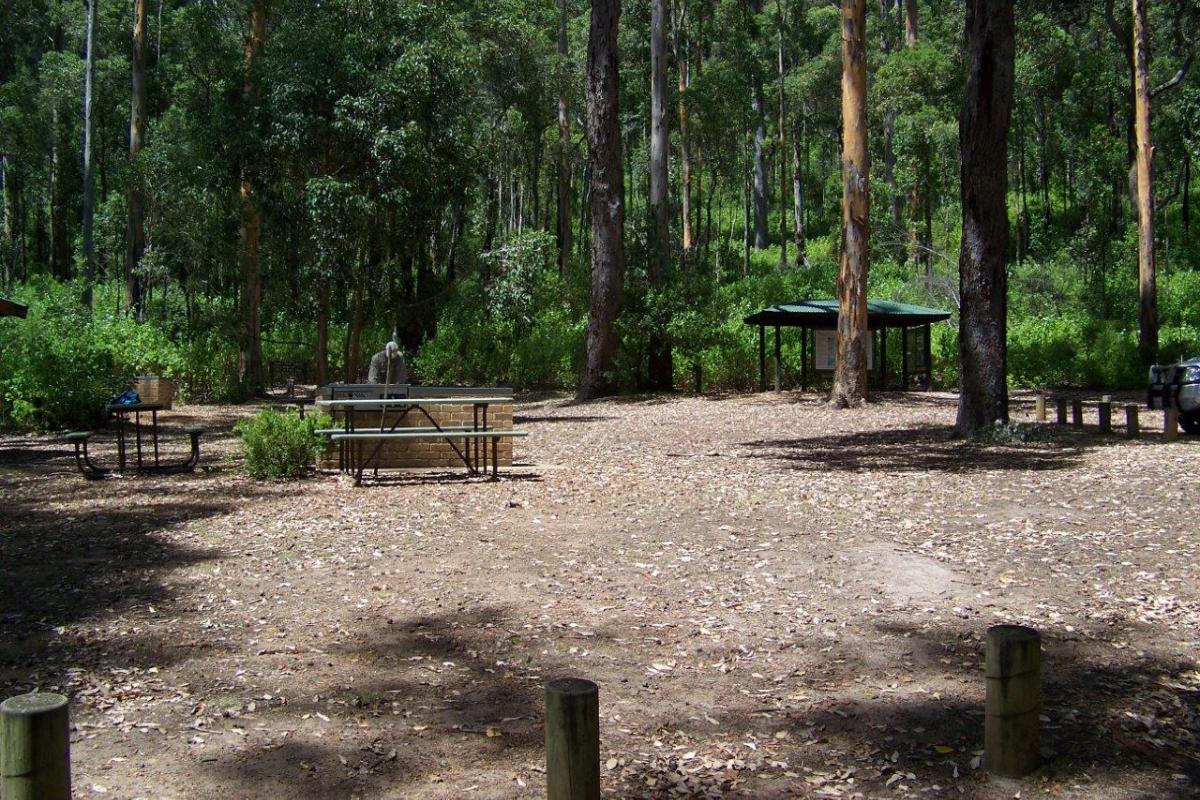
top-left (545, 679), bottom-right (600, 800)
top-left (1034, 395), bottom-right (1046, 422)
top-left (1098, 400), bottom-right (1112, 433)
top-left (1125, 405), bottom-right (1139, 438)
top-left (1164, 408), bottom-right (1179, 442)
top-left (1055, 398), bottom-right (1067, 425)
top-left (985, 625), bottom-right (1041, 779)
top-left (1070, 399), bottom-right (1083, 428)
top-left (1, 693), bottom-right (71, 800)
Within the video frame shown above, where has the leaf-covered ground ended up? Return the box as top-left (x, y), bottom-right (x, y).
top-left (1, 391), bottom-right (1197, 799)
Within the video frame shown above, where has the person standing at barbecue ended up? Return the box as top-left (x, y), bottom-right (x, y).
top-left (367, 340), bottom-right (408, 385)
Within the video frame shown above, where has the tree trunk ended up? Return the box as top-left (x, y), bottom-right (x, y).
top-left (5, 162), bottom-right (23, 285)
top-left (578, 0), bottom-right (626, 400)
top-left (776, 0), bottom-right (788, 270)
top-left (752, 94), bottom-right (768, 250)
top-left (556, 0), bottom-right (572, 275)
top-left (904, 0), bottom-right (922, 269)
top-left (1183, 150), bottom-right (1191, 232)
top-left (830, 0), bottom-right (871, 408)
top-left (81, 0), bottom-right (98, 307)
top-left (676, 0), bottom-right (694, 255)
top-left (346, 266), bottom-right (364, 382)
top-left (49, 22), bottom-right (69, 282)
top-left (125, 0), bottom-right (147, 317)
top-left (315, 277), bottom-right (329, 386)
top-left (749, 0), bottom-right (768, 255)
top-left (1, 156), bottom-right (12, 288)
top-left (237, 0), bottom-right (267, 394)
top-left (879, 1), bottom-right (901, 235)
top-left (1132, 0), bottom-right (1157, 365)
top-left (647, 0), bottom-right (673, 390)
top-left (955, 0), bottom-right (1014, 436)
top-left (792, 111), bottom-right (806, 267)
top-left (1034, 99), bottom-right (1050, 224)
top-left (483, 169), bottom-right (498, 252)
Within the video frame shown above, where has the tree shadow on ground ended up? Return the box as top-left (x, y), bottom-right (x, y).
top-left (200, 606), bottom-right (598, 798)
top-left (0, 478), bottom-right (258, 688)
top-left (628, 619), bottom-right (1198, 799)
top-left (737, 424), bottom-right (1125, 473)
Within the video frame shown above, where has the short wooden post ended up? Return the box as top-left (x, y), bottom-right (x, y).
top-left (1125, 404), bottom-right (1139, 438)
top-left (1097, 400), bottom-right (1112, 433)
top-left (1164, 408), bottom-right (1179, 442)
top-left (545, 678), bottom-right (600, 800)
top-left (1070, 399), bottom-right (1083, 427)
top-left (1055, 397), bottom-right (1067, 424)
top-left (1, 693), bottom-right (71, 800)
top-left (1034, 395), bottom-right (1046, 422)
top-left (985, 625), bottom-right (1041, 779)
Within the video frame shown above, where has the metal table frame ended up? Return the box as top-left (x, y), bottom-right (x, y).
top-left (106, 401), bottom-right (165, 471)
top-left (318, 397), bottom-right (512, 481)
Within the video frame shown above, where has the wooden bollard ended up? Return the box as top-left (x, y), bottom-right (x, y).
top-left (1, 693), bottom-right (71, 800)
top-left (1165, 408), bottom-right (1179, 442)
top-left (1055, 397), bottom-right (1067, 425)
top-left (1034, 395), bottom-right (1046, 422)
top-left (1098, 400), bottom-right (1112, 433)
top-left (1125, 405), bottom-right (1139, 438)
top-left (985, 625), bottom-right (1041, 778)
top-left (545, 679), bottom-right (600, 800)
top-left (1070, 399), bottom-right (1083, 427)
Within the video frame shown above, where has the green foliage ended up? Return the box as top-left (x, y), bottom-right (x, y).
top-left (0, 293), bottom-right (130, 431)
top-left (233, 407), bottom-right (331, 480)
top-left (414, 231), bottom-right (583, 388)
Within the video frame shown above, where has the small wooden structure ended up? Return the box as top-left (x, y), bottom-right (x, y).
top-left (0, 297), bottom-right (28, 318)
top-left (744, 299), bottom-right (951, 391)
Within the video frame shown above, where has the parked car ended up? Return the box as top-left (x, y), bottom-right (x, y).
top-left (1147, 356), bottom-right (1200, 434)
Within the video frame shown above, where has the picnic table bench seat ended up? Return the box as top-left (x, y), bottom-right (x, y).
top-left (313, 425), bottom-right (483, 436)
top-left (66, 424), bottom-right (205, 479)
top-left (66, 430), bottom-right (107, 480)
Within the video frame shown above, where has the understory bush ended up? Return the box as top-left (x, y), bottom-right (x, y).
top-left (0, 282), bottom-right (134, 430)
top-left (234, 408), bottom-right (331, 479)
top-left (414, 232), bottom-right (584, 388)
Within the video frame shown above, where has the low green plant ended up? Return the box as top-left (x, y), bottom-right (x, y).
top-left (234, 408), bottom-right (331, 479)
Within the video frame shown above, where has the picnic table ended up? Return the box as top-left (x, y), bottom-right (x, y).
top-left (66, 402), bottom-right (204, 478)
top-left (316, 396), bottom-right (526, 484)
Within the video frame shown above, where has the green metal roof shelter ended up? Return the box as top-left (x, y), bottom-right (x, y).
top-left (743, 299), bottom-right (952, 392)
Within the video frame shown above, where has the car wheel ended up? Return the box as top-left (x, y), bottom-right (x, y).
top-left (1181, 413), bottom-right (1200, 435)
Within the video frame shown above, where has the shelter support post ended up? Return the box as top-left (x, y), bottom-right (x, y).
top-left (773, 325), bottom-right (781, 392)
top-left (923, 323), bottom-right (932, 391)
top-left (879, 327), bottom-right (887, 391)
top-left (902, 327), bottom-right (909, 390)
top-left (801, 327), bottom-right (808, 391)
top-left (758, 326), bottom-right (766, 392)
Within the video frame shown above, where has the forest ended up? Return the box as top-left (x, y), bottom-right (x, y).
top-left (1, 0), bottom-right (1198, 429)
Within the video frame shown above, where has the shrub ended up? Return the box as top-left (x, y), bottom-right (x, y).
top-left (0, 283), bottom-right (134, 430)
top-left (234, 408), bottom-right (331, 479)
top-left (414, 231), bottom-right (583, 388)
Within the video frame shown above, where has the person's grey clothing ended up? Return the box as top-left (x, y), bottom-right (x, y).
top-left (368, 350), bottom-right (408, 384)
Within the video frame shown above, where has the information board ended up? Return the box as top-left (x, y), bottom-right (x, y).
top-left (813, 330), bottom-right (872, 371)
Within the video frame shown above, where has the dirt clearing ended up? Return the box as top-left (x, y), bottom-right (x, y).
top-left (2, 391), bottom-right (1197, 799)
